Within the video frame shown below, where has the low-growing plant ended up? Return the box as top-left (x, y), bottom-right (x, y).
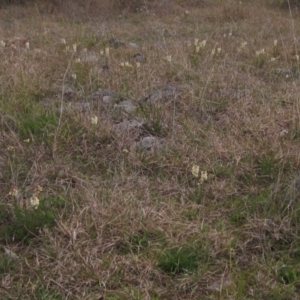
top-left (158, 246), bottom-right (202, 274)
top-left (0, 196), bottom-right (61, 243)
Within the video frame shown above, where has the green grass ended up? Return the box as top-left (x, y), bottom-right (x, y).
top-left (157, 246), bottom-right (204, 274)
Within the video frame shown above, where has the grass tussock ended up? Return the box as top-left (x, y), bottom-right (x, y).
top-left (1, 0), bottom-right (300, 299)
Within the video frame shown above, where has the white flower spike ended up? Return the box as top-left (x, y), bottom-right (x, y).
top-left (91, 116), bottom-right (98, 125)
top-left (192, 165), bottom-right (200, 178)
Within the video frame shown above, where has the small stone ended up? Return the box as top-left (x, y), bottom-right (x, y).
top-left (108, 37), bottom-right (125, 48)
top-left (136, 136), bottom-right (164, 151)
top-left (114, 118), bottom-right (145, 135)
top-left (92, 89), bottom-right (118, 105)
top-left (142, 83), bottom-right (177, 104)
top-left (80, 53), bottom-right (99, 63)
top-left (129, 42), bottom-right (138, 48)
top-left (114, 100), bottom-right (136, 113)
top-left (133, 52), bottom-right (145, 63)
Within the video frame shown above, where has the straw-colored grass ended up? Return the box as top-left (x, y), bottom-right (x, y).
top-left (1, 0), bottom-right (300, 299)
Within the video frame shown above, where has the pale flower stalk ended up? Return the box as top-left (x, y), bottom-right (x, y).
top-left (91, 116), bottom-right (98, 125)
top-left (192, 165), bottom-right (200, 178)
top-left (199, 40), bottom-right (206, 48)
top-left (255, 49), bottom-right (265, 56)
top-left (29, 195), bottom-right (39, 210)
top-left (238, 42), bottom-right (247, 52)
top-left (200, 171), bottom-right (208, 184)
top-left (165, 55), bottom-right (172, 62)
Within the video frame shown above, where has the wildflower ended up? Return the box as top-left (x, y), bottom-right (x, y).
top-left (124, 61), bottom-right (133, 68)
top-left (211, 48), bottom-right (216, 56)
top-left (73, 44), bottom-right (77, 52)
top-left (91, 116), bottom-right (98, 125)
top-left (100, 50), bottom-right (104, 55)
top-left (61, 38), bottom-right (66, 44)
top-left (7, 146), bottom-right (14, 151)
top-left (65, 46), bottom-right (70, 51)
top-left (83, 48), bottom-right (87, 52)
top-left (270, 57), bottom-right (276, 62)
top-left (34, 185), bottom-right (43, 195)
top-left (164, 55), bottom-right (172, 62)
top-left (217, 47), bottom-right (221, 54)
top-left (29, 195), bottom-right (39, 209)
top-left (194, 38), bottom-right (199, 46)
top-left (200, 171), bottom-right (208, 183)
top-left (105, 47), bottom-right (110, 56)
top-left (23, 139), bottom-right (30, 143)
top-left (120, 62), bottom-right (125, 67)
top-left (71, 73), bottom-right (77, 80)
top-left (185, 10), bottom-right (189, 15)
top-left (274, 39), bottom-right (278, 47)
top-left (0, 40), bottom-right (6, 47)
top-left (191, 165), bottom-right (200, 178)
top-left (238, 42), bottom-right (247, 52)
top-left (136, 62), bottom-right (141, 68)
top-left (75, 58), bottom-right (81, 63)
top-left (122, 149), bottom-right (129, 154)
top-left (199, 40), bottom-right (206, 48)
top-left (255, 49), bottom-right (265, 56)
top-left (8, 186), bottom-right (19, 197)
top-left (293, 54), bottom-right (299, 61)
top-left (228, 31), bottom-right (232, 37)
top-left (195, 46), bottom-right (200, 53)
top-left (25, 41), bottom-right (30, 49)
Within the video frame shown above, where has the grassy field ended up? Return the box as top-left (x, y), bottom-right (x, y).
top-left (1, 0), bottom-right (300, 299)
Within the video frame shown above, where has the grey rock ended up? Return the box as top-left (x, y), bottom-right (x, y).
top-left (92, 89), bottom-right (118, 105)
top-left (133, 52), bottom-right (145, 63)
top-left (114, 100), bottom-right (136, 113)
top-left (108, 37), bottom-right (125, 48)
top-left (80, 53), bottom-right (99, 63)
top-left (142, 83), bottom-right (177, 104)
top-left (54, 84), bottom-right (78, 100)
top-left (114, 118), bottom-right (145, 135)
top-left (136, 136), bottom-right (164, 151)
top-left (129, 42), bottom-right (138, 48)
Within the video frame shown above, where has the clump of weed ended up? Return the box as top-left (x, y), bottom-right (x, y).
top-left (0, 196), bottom-right (62, 243)
top-left (158, 246), bottom-right (202, 274)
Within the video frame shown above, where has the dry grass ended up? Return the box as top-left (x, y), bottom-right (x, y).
top-left (1, 0), bottom-right (300, 299)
